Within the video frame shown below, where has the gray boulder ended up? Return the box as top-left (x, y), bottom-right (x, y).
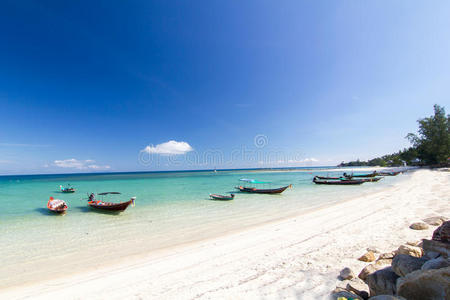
top-left (359, 264), bottom-right (385, 281)
top-left (366, 267), bottom-right (399, 296)
top-left (421, 256), bottom-right (450, 271)
top-left (397, 266), bottom-right (450, 300)
top-left (432, 220), bottom-right (450, 243)
top-left (391, 254), bottom-right (427, 277)
top-left (423, 239), bottom-right (450, 258)
top-left (331, 290), bottom-right (362, 300)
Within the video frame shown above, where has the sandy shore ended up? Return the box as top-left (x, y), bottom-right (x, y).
top-left (2, 169), bottom-right (448, 300)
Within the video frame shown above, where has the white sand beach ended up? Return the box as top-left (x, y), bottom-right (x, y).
top-left (1, 169), bottom-right (448, 300)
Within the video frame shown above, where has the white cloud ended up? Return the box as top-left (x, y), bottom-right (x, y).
top-left (53, 158), bottom-right (110, 170)
top-left (141, 140), bottom-right (193, 155)
top-left (303, 158), bottom-right (319, 162)
top-left (287, 158), bottom-right (319, 164)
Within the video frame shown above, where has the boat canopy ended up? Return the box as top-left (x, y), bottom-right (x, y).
top-left (239, 178), bottom-right (270, 184)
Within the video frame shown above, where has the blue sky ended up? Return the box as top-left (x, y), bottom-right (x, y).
top-left (1, 1), bottom-right (450, 174)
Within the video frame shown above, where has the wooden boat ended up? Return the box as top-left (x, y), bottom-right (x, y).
top-left (359, 177), bottom-right (383, 182)
top-left (209, 193), bottom-right (235, 200)
top-left (344, 172), bottom-right (377, 178)
top-left (377, 171), bottom-right (400, 176)
top-left (88, 192), bottom-right (135, 212)
top-left (60, 185), bottom-right (75, 193)
top-left (315, 176), bottom-right (344, 180)
top-left (313, 176), bottom-right (364, 185)
top-left (235, 185), bottom-right (291, 194)
top-left (47, 197), bottom-right (68, 214)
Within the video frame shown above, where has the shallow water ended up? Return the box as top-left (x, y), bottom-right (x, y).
top-left (0, 168), bottom-right (407, 288)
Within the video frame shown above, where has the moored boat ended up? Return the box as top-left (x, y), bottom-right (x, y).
top-left (87, 192), bottom-right (135, 212)
top-left (235, 185), bottom-right (291, 194)
top-left (359, 177), bottom-right (383, 182)
top-left (343, 172), bottom-right (377, 178)
top-left (377, 171), bottom-right (400, 176)
top-left (60, 185), bottom-right (75, 193)
top-left (313, 176), bottom-right (364, 185)
top-left (315, 176), bottom-right (345, 180)
top-left (209, 193), bottom-right (235, 200)
top-left (47, 197), bottom-right (68, 213)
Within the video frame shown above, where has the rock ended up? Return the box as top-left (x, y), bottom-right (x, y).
top-left (367, 267), bottom-right (399, 296)
top-left (432, 220), bottom-right (450, 243)
top-left (375, 259), bottom-right (392, 267)
top-left (423, 239), bottom-right (450, 258)
top-left (423, 216), bottom-right (444, 226)
top-left (340, 267), bottom-right (355, 280)
top-left (397, 266), bottom-right (450, 300)
top-left (406, 240), bottom-right (420, 246)
top-left (421, 256), bottom-right (450, 271)
top-left (368, 296), bottom-right (406, 300)
top-left (424, 250), bottom-right (441, 260)
top-left (378, 251), bottom-right (396, 259)
top-left (359, 251), bottom-right (376, 262)
top-left (359, 264), bottom-right (385, 281)
top-left (397, 244), bottom-right (423, 258)
top-left (347, 278), bottom-right (370, 299)
top-left (331, 290), bottom-right (363, 300)
top-left (391, 254), bottom-right (427, 276)
top-left (409, 222), bottom-right (429, 230)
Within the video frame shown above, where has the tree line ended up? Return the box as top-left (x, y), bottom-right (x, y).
top-left (339, 104), bottom-right (450, 167)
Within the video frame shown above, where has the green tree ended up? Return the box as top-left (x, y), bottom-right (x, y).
top-left (407, 104), bottom-right (450, 165)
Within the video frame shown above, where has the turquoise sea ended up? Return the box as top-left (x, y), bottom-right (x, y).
top-left (0, 168), bottom-right (407, 288)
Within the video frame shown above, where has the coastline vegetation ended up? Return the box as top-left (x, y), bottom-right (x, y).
top-left (339, 104), bottom-right (450, 167)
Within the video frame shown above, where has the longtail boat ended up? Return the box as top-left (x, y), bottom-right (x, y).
top-left (377, 171), bottom-right (400, 176)
top-left (313, 176), bottom-right (364, 185)
top-left (87, 192), bottom-right (135, 212)
top-left (344, 172), bottom-right (377, 178)
top-left (209, 193), bottom-right (235, 201)
top-left (315, 176), bottom-right (344, 180)
top-left (47, 197), bottom-right (68, 214)
top-left (235, 185), bottom-right (291, 194)
top-left (359, 177), bottom-right (383, 182)
top-left (60, 185), bottom-right (75, 193)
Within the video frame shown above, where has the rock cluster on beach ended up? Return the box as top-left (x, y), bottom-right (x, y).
top-left (332, 217), bottom-right (450, 300)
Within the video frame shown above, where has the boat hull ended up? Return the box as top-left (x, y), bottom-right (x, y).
top-left (61, 189), bottom-right (75, 193)
top-left (313, 177), bottom-right (363, 185)
top-left (88, 200), bottom-right (132, 212)
top-left (236, 185), bottom-right (290, 194)
top-left (351, 173), bottom-right (377, 178)
top-left (47, 200), bottom-right (68, 214)
top-left (210, 194), bottom-right (235, 200)
top-left (359, 177), bottom-right (383, 182)
top-left (378, 172), bottom-right (400, 176)
top-left (316, 176), bottom-right (343, 180)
